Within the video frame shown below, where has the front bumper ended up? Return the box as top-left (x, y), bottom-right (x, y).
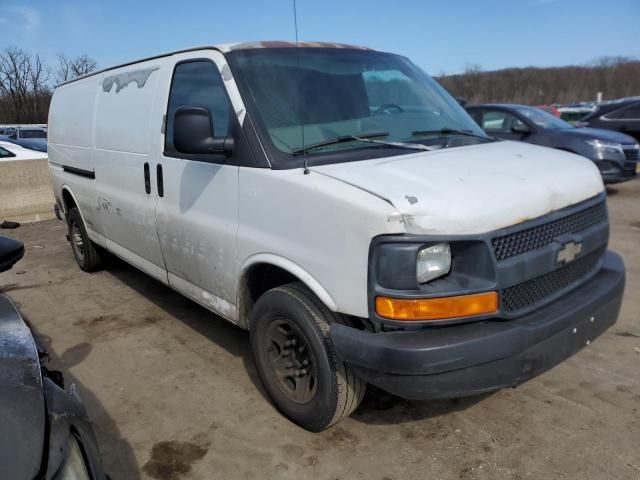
top-left (331, 251), bottom-right (625, 400)
top-left (597, 159), bottom-right (638, 184)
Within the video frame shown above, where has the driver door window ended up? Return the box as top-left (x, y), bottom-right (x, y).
top-left (165, 60), bottom-right (231, 154)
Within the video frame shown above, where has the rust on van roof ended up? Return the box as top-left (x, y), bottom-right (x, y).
top-left (219, 41), bottom-right (372, 52)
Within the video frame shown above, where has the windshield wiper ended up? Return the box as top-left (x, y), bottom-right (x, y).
top-left (411, 127), bottom-right (496, 144)
top-left (292, 132), bottom-right (434, 155)
top-left (292, 132), bottom-right (388, 155)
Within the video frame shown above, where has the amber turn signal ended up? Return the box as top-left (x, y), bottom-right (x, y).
top-left (375, 291), bottom-right (498, 321)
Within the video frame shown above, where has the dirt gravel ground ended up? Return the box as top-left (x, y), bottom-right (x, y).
top-left (2, 180), bottom-right (640, 480)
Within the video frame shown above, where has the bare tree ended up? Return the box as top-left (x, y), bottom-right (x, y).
top-left (0, 47), bottom-right (56, 123)
top-left (0, 47), bottom-right (32, 122)
top-left (70, 54), bottom-right (97, 77)
top-left (28, 54), bottom-right (49, 119)
top-left (55, 53), bottom-right (97, 84)
top-left (54, 53), bottom-right (72, 84)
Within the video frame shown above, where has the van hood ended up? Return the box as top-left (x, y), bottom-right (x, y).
top-left (311, 141), bottom-right (604, 235)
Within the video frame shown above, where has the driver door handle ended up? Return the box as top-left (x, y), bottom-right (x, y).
top-left (157, 164), bottom-right (164, 198)
top-left (143, 162), bottom-right (151, 194)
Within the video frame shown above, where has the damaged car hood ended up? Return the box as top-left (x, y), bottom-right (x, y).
top-left (311, 141), bottom-right (604, 235)
top-left (0, 293), bottom-right (45, 480)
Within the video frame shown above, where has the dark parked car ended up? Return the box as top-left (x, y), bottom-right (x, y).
top-left (578, 98), bottom-right (640, 142)
top-left (5, 127), bottom-right (48, 152)
top-left (0, 236), bottom-right (106, 479)
top-left (467, 104), bottom-right (640, 184)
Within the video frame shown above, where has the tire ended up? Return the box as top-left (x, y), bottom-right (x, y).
top-left (67, 207), bottom-right (102, 272)
top-left (250, 282), bottom-right (366, 431)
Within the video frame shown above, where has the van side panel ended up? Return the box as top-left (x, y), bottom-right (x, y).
top-left (48, 76), bottom-right (102, 235)
top-left (94, 66), bottom-right (159, 154)
top-left (49, 77), bottom-right (97, 170)
top-left (92, 61), bottom-right (167, 278)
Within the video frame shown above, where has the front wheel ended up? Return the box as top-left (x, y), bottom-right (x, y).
top-left (250, 282), bottom-right (366, 431)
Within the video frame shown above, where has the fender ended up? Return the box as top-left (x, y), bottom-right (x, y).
top-left (60, 184), bottom-right (81, 217)
top-left (60, 185), bottom-right (90, 230)
top-left (239, 253), bottom-right (338, 313)
top-left (60, 185), bottom-right (106, 247)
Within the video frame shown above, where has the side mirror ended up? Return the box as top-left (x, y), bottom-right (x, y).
top-left (173, 106), bottom-right (233, 156)
top-left (511, 123), bottom-right (531, 134)
top-left (0, 236), bottom-right (25, 273)
top-left (456, 97), bottom-right (467, 107)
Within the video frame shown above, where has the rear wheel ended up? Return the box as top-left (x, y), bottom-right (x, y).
top-left (67, 207), bottom-right (102, 272)
top-left (250, 282), bottom-right (365, 431)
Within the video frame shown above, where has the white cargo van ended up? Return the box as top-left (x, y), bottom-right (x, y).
top-left (48, 42), bottom-right (625, 431)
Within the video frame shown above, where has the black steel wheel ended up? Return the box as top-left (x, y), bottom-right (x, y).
top-left (250, 282), bottom-right (365, 431)
top-left (67, 207), bottom-right (102, 272)
top-left (264, 317), bottom-right (318, 404)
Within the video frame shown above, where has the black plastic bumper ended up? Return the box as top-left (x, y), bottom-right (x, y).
top-left (331, 251), bottom-right (625, 400)
top-left (599, 162), bottom-right (638, 184)
top-left (602, 172), bottom-right (637, 184)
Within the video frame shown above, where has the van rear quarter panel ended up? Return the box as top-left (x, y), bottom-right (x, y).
top-left (48, 76), bottom-right (101, 231)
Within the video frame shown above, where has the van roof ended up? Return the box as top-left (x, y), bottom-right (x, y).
top-left (56, 41), bottom-right (373, 88)
top-left (218, 40), bottom-right (372, 52)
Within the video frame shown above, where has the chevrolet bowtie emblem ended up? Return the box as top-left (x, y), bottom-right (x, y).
top-left (557, 241), bottom-right (582, 264)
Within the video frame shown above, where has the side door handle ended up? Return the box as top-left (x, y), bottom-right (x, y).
top-left (157, 164), bottom-right (164, 198)
top-left (143, 162), bottom-right (151, 194)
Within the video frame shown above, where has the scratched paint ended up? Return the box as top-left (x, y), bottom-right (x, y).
top-left (220, 64), bottom-right (233, 81)
top-left (218, 41), bottom-right (372, 52)
top-left (102, 67), bottom-right (159, 93)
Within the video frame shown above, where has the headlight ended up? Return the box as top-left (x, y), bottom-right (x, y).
top-left (585, 139), bottom-right (624, 156)
top-left (416, 243), bottom-right (451, 284)
top-left (58, 436), bottom-right (91, 480)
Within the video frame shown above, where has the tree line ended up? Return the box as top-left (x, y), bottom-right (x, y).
top-left (436, 57), bottom-right (640, 106)
top-left (0, 46), bottom-right (97, 124)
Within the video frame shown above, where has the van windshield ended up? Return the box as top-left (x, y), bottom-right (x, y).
top-left (227, 48), bottom-right (488, 167)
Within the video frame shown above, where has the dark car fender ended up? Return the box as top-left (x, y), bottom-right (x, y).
top-left (0, 293), bottom-right (106, 479)
top-left (0, 294), bottom-right (46, 480)
top-left (45, 378), bottom-right (106, 480)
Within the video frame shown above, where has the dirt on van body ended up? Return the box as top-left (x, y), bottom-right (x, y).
top-left (2, 180), bottom-right (640, 480)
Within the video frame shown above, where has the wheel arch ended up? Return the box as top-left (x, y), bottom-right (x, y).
top-left (60, 185), bottom-right (80, 216)
top-left (60, 185), bottom-right (92, 228)
top-left (237, 254), bottom-right (338, 329)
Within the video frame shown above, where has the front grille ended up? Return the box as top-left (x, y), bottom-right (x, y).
top-left (492, 201), bottom-right (607, 261)
top-left (501, 247), bottom-right (605, 313)
top-left (624, 148), bottom-right (639, 162)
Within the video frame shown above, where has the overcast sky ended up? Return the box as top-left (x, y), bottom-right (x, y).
top-left (0, 0), bottom-right (638, 75)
